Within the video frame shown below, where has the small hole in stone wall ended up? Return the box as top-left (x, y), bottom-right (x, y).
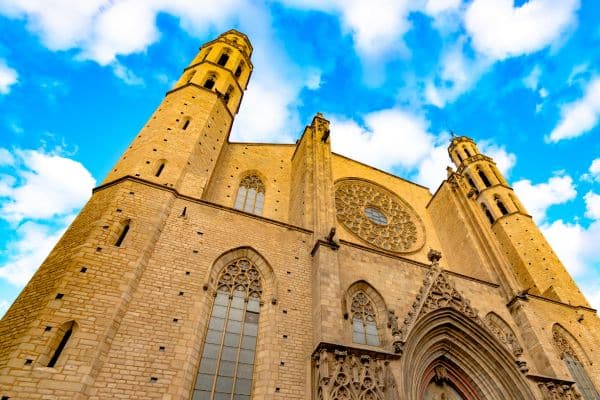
top-left (145, 161), bottom-right (150, 164)
top-left (275, 388), bottom-right (280, 393)
top-left (282, 310), bottom-right (287, 314)
top-left (80, 267), bottom-right (87, 273)
top-left (173, 318), bottom-right (179, 323)
top-left (197, 231), bottom-right (203, 235)
top-left (45, 326), bottom-right (52, 332)
top-left (96, 247), bottom-right (102, 252)
top-left (150, 377), bottom-right (158, 383)
top-left (283, 334), bottom-right (287, 339)
top-left (24, 359), bottom-right (32, 365)
top-left (2, 395), bottom-right (10, 400)
top-left (163, 139), bottom-right (167, 142)
top-left (129, 191), bottom-right (134, 195)
top-left (280, 361), bottom-right (285, 366)
top-left (116, 209), bottom-right (122, 212)
top-left (287, 271), bottom-right (291, 274)
top-left (102, 225), bottom-right (109, 229)
top-left (185, 271), bottom-right (190, 275)
top-left (153, 148), bottom-right (157, 151)
top-left (159, 346), bottom-right (165, 352)
top-left (287, 289), bottom-right (291, 293)
top-left (55, 293), bottom-right (64, 300)
top-left (179, 292), bottom-right (184, 296)
top-left (193, 250), bottom-right (199, 254)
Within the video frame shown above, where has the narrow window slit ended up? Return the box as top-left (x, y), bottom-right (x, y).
top-left (115, 221), bottom-right (130, 247)
top-left (47, 325), bottom-right (73, 368)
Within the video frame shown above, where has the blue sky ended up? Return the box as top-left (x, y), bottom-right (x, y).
top-left (0, 0), bottom-right (600, 315)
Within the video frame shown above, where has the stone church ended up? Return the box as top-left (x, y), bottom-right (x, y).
top-left (0, 29), bottom-right (599, 400)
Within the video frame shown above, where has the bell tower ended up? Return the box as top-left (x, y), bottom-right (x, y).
top-left (102, 29), bottom-right (253, 198)
top-left (449, 136), bottom-right (589, 306)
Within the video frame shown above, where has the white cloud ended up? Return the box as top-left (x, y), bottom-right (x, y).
top-left (478, 141), bottom-right (516, 177)
top-left (547, 77), bottom-right (600, 143)
top-left (0, 220), bottom-right (68, 285)
top-left (584, 191), bottom-right (600, 220)
top-left (281, 0), bottom-right (414, 59)
top-left (523, 65), bottom-right (542, 91)
top-left (424, 41), bottom-right (492, 107)
top-left (415, 140), bottom-right (452, 190)
top-left (585, 158), bottom-right (600, 182)
top-left (513, 174), bottom-right (577, 222)
top-left (464, 0), bottom-right (580, 60)
top-left (424, 0), bottom-right (462, 15)
top-left (541, 219), bottom-right (600, 310)
top-left (0, 149), bottom-right (15, 166)
top-left (330, 109), bottom-right (435, 171)
top-left (0, 148), bottom-right (95, 223)
top-left (112, 62), bottom-right (144, 86)
top-left (0, 60), bottom-right (18, 94)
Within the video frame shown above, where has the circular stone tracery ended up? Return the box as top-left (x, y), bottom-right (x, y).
top-left (335, 179), bottom-right (425, 253)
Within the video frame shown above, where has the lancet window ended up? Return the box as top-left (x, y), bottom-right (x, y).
top-left (351, 291), bottom-right (380, 346)
top-left (193, 258), bottom-right (263, 400)
top-left (553, 327), bottom-right (599, 400)
top-left (234, 175), bottom-right (265, 215)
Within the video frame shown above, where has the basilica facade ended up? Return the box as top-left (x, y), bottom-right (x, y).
top-left (0, 30), bottom-right (599, 400)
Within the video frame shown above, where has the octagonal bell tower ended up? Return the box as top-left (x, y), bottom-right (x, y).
top-left (449, 136), bottom-right (589, 306)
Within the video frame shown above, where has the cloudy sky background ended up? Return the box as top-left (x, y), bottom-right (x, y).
top-left (0, 0), bottom-right (599, 315)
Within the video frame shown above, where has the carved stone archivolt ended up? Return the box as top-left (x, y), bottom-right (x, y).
top-left (484, 313), bottom-right (523, 357)
top-left (334, 179), bottom-right (425, 253)
top-left (552, 325), bottom-right (579, 360)
top-left (314, 348), bottom-right (399, 400)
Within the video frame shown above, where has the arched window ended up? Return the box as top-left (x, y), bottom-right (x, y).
top-left (496, 197), bottom-right (509, 216)
top-left (217, 50), bottom-right (230, 67)
top-left (482, 204), bottom-right (494, 224)
top-left (235, 62), bottom-right (244, 78)
top-left (466, 174), bottom-right (478, 193)
top-left (193, 258), bottom-right (262, 399)
top-left (553, 326), bottom-right (599, 399)
top-left (182, 117), bottom-right (191, 130)
top-left (234, 175), bottom-right (265, 215)
top-left (223, 86), bottom-right (234, 105)
top-left (478, 169), bottom-right (491, 187)
top-left (464, 147), bottom-right (471, 157)
top-left (204, 73), bottom-right (217, 90)
top-left (350, 291), bottom-right (380, 346)
top-left (47, 321), bottom-right (77, 368)
top-left (456, 152), bottom-right (463, 163)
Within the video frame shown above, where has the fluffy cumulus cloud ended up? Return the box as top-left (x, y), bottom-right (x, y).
top-left (330, 108), bottom-right (435, 172)
top-left (280, 0), bottom-right (414, 59)
top-left (512, 174), bottom-right (577, 222)
top-left (547, 77), bottom-right (600, 143)
top-left (0, 60), bottom-right (18, 94)
top-left (584, 158), bottom-right (600, 182)
top-left (584, 191), bottom-right (600, 220)
top-left (0, 0), bottom-right (248, 65)
top-left (0, 148), bottom-right (95, 286)
top-left (464, 0), bottom-right (580, 60)
top-left (0, 149), bottom-right (95, 223)
top-left (478, 141), bottom-right (516, 177)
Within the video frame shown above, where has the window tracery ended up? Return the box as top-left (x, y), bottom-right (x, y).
top-left (552, 326), bottom-right (599, 400)
top-left (334, 179), bottom-right (425, 253)
top-left (234, 174), bottom-right (265, 215)
top-left (350, 291), bottom-right (380, 346)
top-left (193, 258), bottom-right (263, 400)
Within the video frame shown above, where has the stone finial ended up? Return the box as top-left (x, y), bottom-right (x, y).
top-left (427, 249), bottom-right (442, 266)
top-left (446, 166), bottom-right (454, 177)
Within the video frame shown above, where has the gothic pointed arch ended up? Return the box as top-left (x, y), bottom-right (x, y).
top-left (343, 280), bottom-right (388, 347)
top-left (484, 312), bottom-right (524, 358)
top-left (394, 253), bottom-right (535, 399)
top-left (552, 324), bottom-right (599, 399)
top-left (399, 308), bottom-right (536, 399)
top-left (205, 246), bottom-right (278, 304)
